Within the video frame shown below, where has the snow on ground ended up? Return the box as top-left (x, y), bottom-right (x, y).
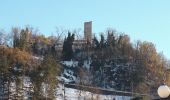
top-left (59, 69), bottom-right (76, 83)
top-left (82, 60), bottom-right (91, 69)
top-left (0, 75), bottom-right (131, 100)
top-left (0, 59), bottom-right (133, 100)
top-left (62, 60), bottom-right (78, 67)
top-left (56, 84), bottom-right (131, 100)
top-left (32, 56), bottom-right (43, 60)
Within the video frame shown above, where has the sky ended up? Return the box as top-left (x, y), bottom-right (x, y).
top-left (0, 0), bottom-right (170, 59)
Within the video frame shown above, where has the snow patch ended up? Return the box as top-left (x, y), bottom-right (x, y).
top-left (62, 60), bottom-right (78, 67)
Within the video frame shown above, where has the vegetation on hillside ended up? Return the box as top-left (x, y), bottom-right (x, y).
top-left (0, 27), bottom-right (170, 99)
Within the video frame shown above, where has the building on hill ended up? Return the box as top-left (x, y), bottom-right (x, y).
top-left (72, 21), bottom-right (93, 51)
top-left (72, 39), bottom-right (86, 50)
top-left (55, 21), bottom-right (93, 52)
top-left (84, 21), bottom-right (92, 43)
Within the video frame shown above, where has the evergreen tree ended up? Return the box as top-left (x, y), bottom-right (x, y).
top-left (92, 35), bottom-right (99, 50)
top-left (99, 34), bottom-right (105, 49)
top-left (62, 32), bottom-right (75, 60)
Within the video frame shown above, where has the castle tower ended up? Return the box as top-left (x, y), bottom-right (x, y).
top-left (84, 21), bottom-right (92, 43)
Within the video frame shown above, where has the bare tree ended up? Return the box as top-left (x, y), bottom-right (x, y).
top-left (0, 29), bottom-right (8, 45)
top-left (55, 27), bottom-right (67, 42)
top-left (72, 28), bottom-right (83, 40)
top-left (11, 27), bottom-right (20, 48)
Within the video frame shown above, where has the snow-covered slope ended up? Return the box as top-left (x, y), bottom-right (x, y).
top-left (56, 84), bottom-right (131, 100)
top-left (59, 59), bottom-right (91, 83)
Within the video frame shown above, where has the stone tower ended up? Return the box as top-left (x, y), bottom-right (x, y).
top-left (84, 21), bottom-right (92, 43)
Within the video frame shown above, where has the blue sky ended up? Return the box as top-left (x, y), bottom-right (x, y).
top-left (1, 0), bottom-right (170, 59)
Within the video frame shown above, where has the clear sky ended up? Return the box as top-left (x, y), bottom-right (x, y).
top-left (1, 0), bottom-right (170, 59)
